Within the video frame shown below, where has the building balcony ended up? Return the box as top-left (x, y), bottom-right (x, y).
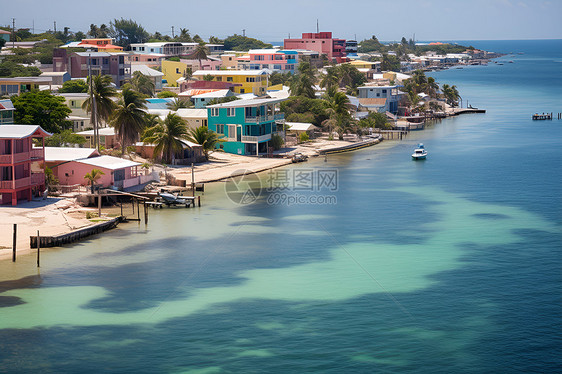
top-left (0, 177), bottom-right (30, 190)
top-left (241, 134), bottom-right (272, 143)
top-left (0, 151), bottom-right (33, 164)
top-left (245, 114), bottom-right (284, 123)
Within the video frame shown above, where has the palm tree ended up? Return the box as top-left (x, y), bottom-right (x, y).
top-left (425, 77), bottom-right (439, 98)
top-left (111, 87), bottom-right (147, 155)
top-left (190, 44), bottom-right (208, 70)
top-left (166, 98), bottom-right (193, 111)
top-left (329, 91), bottom-right (350, 116)
top-left (82, 75), bottom-right (117, 150)
top-left (187, 126), bottom-right (221, 160)
top-left (319, 66), bottom-right (339, 92)
top-left (290, 61), bottom-right (316, 99)
top-left (142, 113), bottom-right (189, 164)
top-left (130, 71), bottom-right (155, 97)
top-left (84, 168), bottom-right (104, 194)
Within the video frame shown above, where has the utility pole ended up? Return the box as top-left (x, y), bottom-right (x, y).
top-left (11, 18), bottom-right (15, 48)
top-left (316, 19), bottom-right (319, 33)
top-left (171, 26), bottom-right (175, 38)
top-left (32, 19), bottom-right (34, 34)
top-left (88, 54), bottom-right (99, 151)
top-left (54, 21), bottom-right (56, 34)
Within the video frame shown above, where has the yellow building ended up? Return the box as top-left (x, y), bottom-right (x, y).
top-left (162, 60), bottom-right (191, 87)
top-left (191, 70), bottom-right (269, 96)
top-left (347, 60), bottom-right (379, 70)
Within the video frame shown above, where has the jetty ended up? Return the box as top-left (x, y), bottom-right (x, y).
top-left (319, 135), bottom-right (382, 155)
top-left (30, 216), bottom-right (124, 248)
top-left (532, 113), bottom-right (553, 120)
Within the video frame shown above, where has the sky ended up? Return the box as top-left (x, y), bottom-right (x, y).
top-left (2, 0), bottom-right (561, 43)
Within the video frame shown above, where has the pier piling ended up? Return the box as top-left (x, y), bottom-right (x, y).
top-left (36, 230), bottom-right (40, 267)
top-left (12, 224), bottom-right (17, 262)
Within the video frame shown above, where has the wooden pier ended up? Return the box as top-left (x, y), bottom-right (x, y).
top-left (30, 216), bottom-right (124, 248)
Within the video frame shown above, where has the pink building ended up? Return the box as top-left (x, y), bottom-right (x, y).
top-left (0, 125), bottom-right (50, 206)
top-left (55, 155), bottom-right (157, 192)
top-left (126, 53), bottom-right (166, 68)
top-left (284, 32), bottom-right (348, 63)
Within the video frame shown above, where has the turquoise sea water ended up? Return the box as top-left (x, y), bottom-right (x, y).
top-left (0, 40), bottom-right (561, 373)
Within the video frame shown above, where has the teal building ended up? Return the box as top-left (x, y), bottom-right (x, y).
top-left (207, 97), bottom-right (286, 155)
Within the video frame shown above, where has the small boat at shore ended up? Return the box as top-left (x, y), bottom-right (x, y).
top-left (412, 143), bottom-right (427, 160)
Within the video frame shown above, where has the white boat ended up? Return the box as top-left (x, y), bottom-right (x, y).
top-left (412, 143), bottom-right (427, 160)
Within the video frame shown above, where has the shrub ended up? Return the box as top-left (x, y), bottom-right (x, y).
top-left (299, 132), bottom-right (309, 143)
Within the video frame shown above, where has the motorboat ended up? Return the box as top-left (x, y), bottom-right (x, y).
top-left (412, 143), bottom-right (427, 160)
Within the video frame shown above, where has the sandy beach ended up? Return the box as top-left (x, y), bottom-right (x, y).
top-left (0, 198), bottom-right (96, 261)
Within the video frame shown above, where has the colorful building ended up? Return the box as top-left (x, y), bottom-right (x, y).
top-left (192, 70), bottom-right (269, 96)
top-left (284, 32), bottom-right (348, 63)
top-left (52, 50), bottom-right (130, 88)
top-left (77, 38), bottom-right (123, 52)
top-left (54, 155), bottom-right (157, 192)
top-left (0, 125), bottom-right (50, 206)
top-left (130, 42), bottom-right (198, 57)
top-left (0, 77), bottom-right (53, 96)
top-left (238, 49), bottom-right (298, 73)
top-left (0, 99), bottom-right (15, 125)
top-left (357, 85), bottom-right (401, 114)
top-left (126, 53), bottom-right (166, 68)
top-left (162, 59), bottom-right (221, 87)
top-left (207, 97), bottom-right (285, 155)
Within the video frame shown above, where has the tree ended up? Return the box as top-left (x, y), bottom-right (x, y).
top-left (290, 61), bottom-right (316, 99)
top-left (189, 44), bottom-right (208, 70)
top-left (12, 91), bottom-right (71, 133)
top-left (358, 35), bottom-right (385, 53)
top-left (177, 28), bottom-right (192, 43)
top-left (157, 90), bottom-right (178, 98)
top-left (319, 66), bottom-right (339, 92)
top-left (208, 36), bottom-right (223, 44)
top-left (186, 126), bottom-right (222, 160)
top-left (82, 75), bottom-right (117, 150)
top-left (193, 34), bottom-right (204, 44)
top-left (111, 86), bottom-right (147, 155)
top-left (203, 74), bottom-right (214, 81)
top-left (45, 129), bottom-right (87, 147)
top-left (166, 98), bottom-right (193, 110)
top-left (130, 71), bottom-right (155, 97)
top-left (381, 54), bottom-right (400, 71)
top-left (222, 34), bottom-right (272, 51)
top-left (110, 18), bottom-right (149, 50)
top-left (84, 168), bottom-right (104, 194)
top-left (0, 61), bottom-right (42, 77)
top-left (59, 79), bottom-right (88, 93)
top-left (142, 113), bottom-right (189, 163)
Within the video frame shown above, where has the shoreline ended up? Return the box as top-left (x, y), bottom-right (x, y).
top-left (0, 107), bottom-right (479, 261)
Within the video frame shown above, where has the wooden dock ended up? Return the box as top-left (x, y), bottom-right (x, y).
top-left (30, 216), bottom-right (124, 248)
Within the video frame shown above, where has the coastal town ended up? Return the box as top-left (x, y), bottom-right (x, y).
top-left (0, 21), bottom-right (501, 257)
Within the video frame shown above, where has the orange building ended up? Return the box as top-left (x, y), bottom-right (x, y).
top-left (78, 38), bottom-right (123, 52)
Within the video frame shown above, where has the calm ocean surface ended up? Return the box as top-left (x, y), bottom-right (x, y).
top-left (0, 40), bottom-right (561, 373)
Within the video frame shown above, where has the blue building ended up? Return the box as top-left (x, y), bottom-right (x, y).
top-left (207, 97), bottom-right (286, 155)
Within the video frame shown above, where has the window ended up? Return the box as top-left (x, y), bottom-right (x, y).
top-left (227, 125), bottom-right (237, 140)
top-left (240, 89), bottom-right (245, 93)
top-left (216, 124), bottom-right (225, 134)
top-left (216, 77), bottom-right (222, 81)
top-left (227, 108), bottom-right (235, 117)
top-left (176, 68), bottom-right (181, 74)
top-left (211, 108), bottom-right (219, 116)
top-left (227, 77), bottom-right (233, 82)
